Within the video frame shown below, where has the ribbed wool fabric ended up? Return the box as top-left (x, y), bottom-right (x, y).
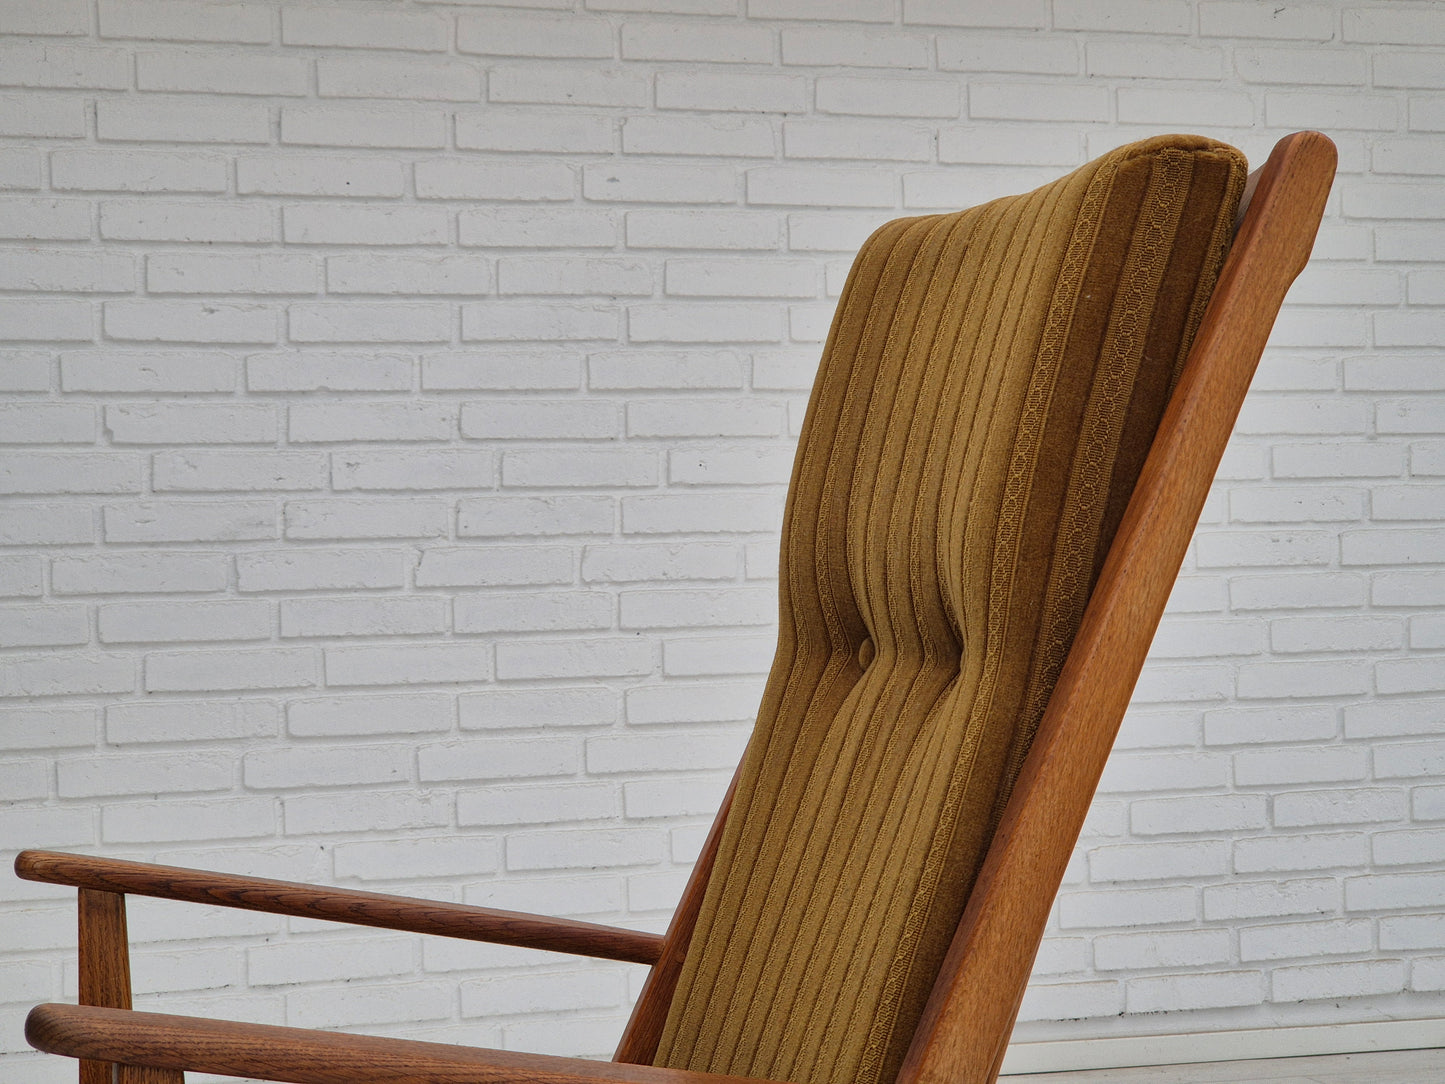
top-left (653, 136), bottom-right (1247, 1084)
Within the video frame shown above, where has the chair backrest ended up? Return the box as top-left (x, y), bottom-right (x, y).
top-left (616, 132), bottom-right (1337, 1084)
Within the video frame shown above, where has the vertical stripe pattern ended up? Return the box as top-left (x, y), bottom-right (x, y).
top-left (655, 135), bottom-right (1247, 1084)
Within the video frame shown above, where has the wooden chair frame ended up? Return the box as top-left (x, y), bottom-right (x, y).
top-left (15, 130), bottom-right (1336, 1084)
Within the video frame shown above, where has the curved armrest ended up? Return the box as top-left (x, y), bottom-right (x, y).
top-left (15, 850), bottom-right (663, 966)
top-left (27, 1004), bottom-right (762, 1084)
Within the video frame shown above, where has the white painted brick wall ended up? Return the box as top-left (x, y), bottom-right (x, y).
top-left (1, 1), bottom-right (1444, 1079)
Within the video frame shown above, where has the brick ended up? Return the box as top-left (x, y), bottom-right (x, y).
top-left (138, 50), bottom-right (307, 95)
top-left (626, 210), bottom-right (778, 251)
top-left (461, 400), bottom-right (618, 440)
top-left (282, 204), bottom-right (447, 247)
top-left (237, 156), bottom-right (406, 198)
top-left (655, 72), bottom-right (806, 115)
top-left (103, 797), bottom-right (275, 843)
top-left (622, 492), bottom-right (784, 534)
top-left (456, 111), bottom-right (614, 154)
top-left (626, 681), bottom-right (762, 724)
top-left (247, 353), bottom-right (412, 393)
top-left (1240, 918), bottom-right (1373, 962)
top-left (245, 744), bottom-right (412, 789)
top-left (236, 548), bottom-right (406, 593)
top-left (281, 596), bottom-right (449, 638)
top-left (1199, 2), bottom-right (1335, 40)
top-left (0, 502), bottom-right (93, 546)
top-left (102, 501), bottom-right (274, 543)
top-left (463, 967), bottom-right (627, 1020)
top-left (419, 737), bottom-right (580, 783)
top-left (1267, 91), bottom-right (1397, 131)
top-left (491, 67), bottom-right (649, 109)
top-left (750, 0), bottom-right (892, 21)
top-left (0, 92), bottom-right (86, 138)
top-left (99, 199), bottom-right (269, 243)
top-left (281, 7), bottom-right (448, 51)
top-left (463, 302), bottom-right (618, 342)
top-left (281, 105), bottom-right (447, 150)
top-left (506, 828), bottom-right (666, 871)
top-left (937, 33), bottom-right (1075, 73)
top-left (495, 638), bottom-right (653, 681)
top-left (582, 543), bottom-right (737, 583)
top-left (146, 647), bottom-right (316, 692)
top-left (318, 56), bottom-right (480, 102)
top-left (51, 149), bottom-right (223, 193)
top-left (1237, 46), bottom-right (1367, 86)
top-left (590, 352), bottom-right (744, 392)
top-left (1127, 971), bottom-right (1262, 1014)
top-left (1274, 959), bottom-right (1405, 1002)
top-left (98, 1), bottom-right (271, 42)
top-left (0, 604), bottom-right (87, 648)
top-left (499, 257), bottom-right (650, 296)
top-left (249, 935), bottom-right (415, 987)
top-left (1087, 41), bottom-right (1223, 80)
top-left (0, 349), bottom-right (51, 391)
top-left (460, 207), bottom-right (617, 249)
top-left (1203, 878), bottom-right (1337, 921)
top-left (288, 693), bottom-right (453, 738)
top-left (460, 13), bottom-right (613, 58)
top-left (286, 980), bottom-right (452, 1029)
top-left (0, 555), bottom-right (43, 598)
top-left (1093, 929), bottom-right (1232, 972)
top-left (460, 783), bottom-right (616, 827)
top-left (333, 450), bottom-right (494, 492)
top-left (97, 98), bottom-right (269, 143)
top-left (1119, 87), bottom-right (1256, 127)
top-left (1203, 705), bottom-right (1337, 746)
top-left (0, 41), bottom-right (129, 89)
top-left (459, 496), bottom-right (614, 537)
top-left (661, 636), bottom-right (775, 677)
top-left (629, 303), bottom-right (784, 343)
top-left (52, 553), bottom-right (227, 595)
top-left (785, 119), bottom-right (932, 163)
top-left (327, 255), bottom-right (491, 296)
top-left (502, 449), bottom-right (657, 488)
top-left (1376, 658), bottom-right (1445, 696)
top-left (0, 0), bottom-right (89, 35)
top-left (459, 686), bottom-right (616, 731)
top-left (1229, 573), bottom-right (1366, 611)
top-left (1346, 699), bottom-right (1445, 740)
top-left (624, 21), bottom-right (773, 63)
top-left (1374, 827), bottom-right (1445, 867)
top-left (61, 351), bottom-right (236, 394)
top-left (107, 699), bottom-right (277, 744)
top-left (1195, 530), bottom-right (1335, 568)
top-left (105, 300), bottom-right (277, 344)
top-left (781, 26), bottom-right (927, 67)
top-left (289, 402), bottom-right (455, 444)
top-left (0, 298), bottom-right (91, 341)
top-left (969, 82), bottom-right (1109, 123)
top-left (1343, 528), bottom-right (1445, 566)
top-left (1235, 832), bottom-right (1369, 874)
top-left (284, 499), bottom-right (450, 541)
top-left (1016, 980), bottom-right (1122, 1023)
top-left (60, 750), bottom-right (234, 798)
top-left (0, 405), bottom-right (94, 444)
top-left (415, 546), bottom-right (572, 588)
top-left (106, 403), bottom-right (276, 444)
top-left (149, 450), bottom-right (320, 492)
top-left (147, 253), bottom-right (316, 295)
top-left (1275, 788), bottom-right (1408, 828)
top-left (1057, 886), bottom-right (1197, 929)
top-left (621, 587), bottom-right (773, 629)
top-left (1234, 746), bottom-right (1369, 787)
top-left (1097, 752), bottom-right (1230, 794)
top-left (289, 303), bottom-right (451, 344)
top-left (324, 643), bottom-right (492, 687)
top-left (462, 874), bottom-right (622, 919)
top-left (417, 160), bottom-right (573, 202)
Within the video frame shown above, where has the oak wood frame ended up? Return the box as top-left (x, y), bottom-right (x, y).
top-left (17, 131), bottom-right (1336, 1084)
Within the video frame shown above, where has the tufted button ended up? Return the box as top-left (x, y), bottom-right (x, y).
top-left (857, 638), bottom-right (875, 669)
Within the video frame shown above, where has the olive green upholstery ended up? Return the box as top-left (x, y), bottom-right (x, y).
top-left (653, 135), bottom-right (1248, 1084)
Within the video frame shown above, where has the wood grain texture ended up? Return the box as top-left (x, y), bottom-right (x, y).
top-left (26, 1004), bottom-right (770, 1084)
top-left (615, 769), bottom-right (739, 1064)
top-left (78, 888), bottom-right (132, 1084)
top-left (895, 131), bottom-right (1337, 1084)
top-left (18, 851), bottom-right (663, 966)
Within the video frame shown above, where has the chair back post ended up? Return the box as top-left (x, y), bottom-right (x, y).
top-left (894, 131), bottom-right (1337, 1084)
top-left (78, 887), bottom-right (134, 1084)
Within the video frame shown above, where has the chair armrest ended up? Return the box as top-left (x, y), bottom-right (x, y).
top-left (27, 1004), bottom-right (761, 1084)
top-left (15, 850), bottom-right (663, 966)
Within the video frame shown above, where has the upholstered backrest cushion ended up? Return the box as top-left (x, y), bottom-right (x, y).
top-left (653, 135), bottom-right (1247, 1084)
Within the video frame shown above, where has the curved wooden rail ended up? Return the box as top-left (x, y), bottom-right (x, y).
top-left (15, 850), bottom-right (664, 965)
